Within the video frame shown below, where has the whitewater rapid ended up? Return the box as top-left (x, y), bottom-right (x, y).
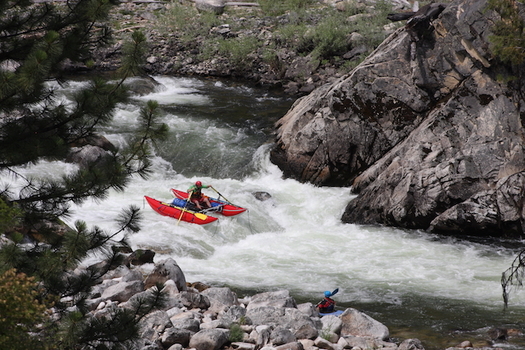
top-left (5, 76), bottom-right (525, 349)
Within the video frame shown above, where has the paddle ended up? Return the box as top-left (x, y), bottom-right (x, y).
top-left (210, 186), bottom-right (232, 203)
top-left (177, 192), bottom-right (192, 225)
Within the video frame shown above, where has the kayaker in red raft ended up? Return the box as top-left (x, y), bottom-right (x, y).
top-left (187, 181), bottom-right (212, 210)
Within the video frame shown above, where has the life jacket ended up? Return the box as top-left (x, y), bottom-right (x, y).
top-left (189, 186), bottom-right (203, 199)
top-left (318, 297), bottom-right (335, 313)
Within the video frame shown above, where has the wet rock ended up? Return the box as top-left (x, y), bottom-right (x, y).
top-left (456, 340), bottom-right (473, 348)
top-left (488, 328), bottom-right (507, 341)
top-left (398, 338), bottom-right (425, 350)
top-left (66, 145), bottom-right (113, 169)
top-left (124, 76), bottom-right (161, 96)
top-left (144, 258), bottom-right (187, 291)
top-left (125, 248), bottom-right (155, 266)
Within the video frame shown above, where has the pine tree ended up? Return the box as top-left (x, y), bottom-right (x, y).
top-left (0, 0), bottom-right (169, 348)
top-left (487, 0), bottom-right (525, 66)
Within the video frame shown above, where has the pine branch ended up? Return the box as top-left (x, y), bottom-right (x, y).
top-left (501, 249), bottom-right (525, 308)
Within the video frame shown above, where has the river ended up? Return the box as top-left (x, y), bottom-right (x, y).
top-left (9, 76), bottom-right (525, 350)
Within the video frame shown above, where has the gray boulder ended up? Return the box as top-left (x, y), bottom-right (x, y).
top-left (67, 145), bottom-right (113, 169)
top-left (144, 258), bottom-right (187, 291)
top-left (188, 328), bottom-right (229, 350)
top-left (321, 314), bottom-right (343, 334)
top-left (161, 328), bottom-right (192, 348)
top-left (399, 338), bottom-right (425, 350)
top-left (246, 306), bottom-right (286, 327)
top-left (179, 290), bottom-right (211, 310)
top-left (249, 325), bottom-right (272, 347)
top-left (100, 280), bottom-right (144, 303)
top-left (201, 287), bottom-right (239, 314)
top-left (219, 304), bottom-right (250, 324)
top-left (139, 310), bottom-right (173, 343)
top-left (194, 0), bottom-right (225, 15)
top-left (276, 342), bottom-right (304, 350)
top-left (340, 335), bottom-right (395, 349)
top-left (340, 308), bottom-right (389, 340)
top-left (170, 316), bottom-right (201, 333)
top-left (247, 290), bottom-right (297, 310)
top-left (271, 326), bottom-right (296, 345)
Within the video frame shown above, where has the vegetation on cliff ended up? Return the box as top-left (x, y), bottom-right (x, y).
top-left (105, 0), bottom-right (407, 93)
top-left (487, 0), bottom-right (525, 66)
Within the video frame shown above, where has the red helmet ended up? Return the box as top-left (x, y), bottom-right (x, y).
top-left (195, 181), bottom-right (202, 187)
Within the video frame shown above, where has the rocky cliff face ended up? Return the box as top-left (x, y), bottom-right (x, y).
top-left (270, 0), bottom-right (525, 237)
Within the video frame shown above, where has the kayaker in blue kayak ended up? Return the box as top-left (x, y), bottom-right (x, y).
top-left (316, 289), bottom-right (338, 313)
top-left (187, 181), bottom-right (212, 210)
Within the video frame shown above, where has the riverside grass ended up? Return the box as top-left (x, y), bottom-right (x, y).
top-left (155, 0), bottom-right (400, 73)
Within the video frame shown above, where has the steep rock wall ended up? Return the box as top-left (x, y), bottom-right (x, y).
top-left (270, 0), bottom-right (525, 236)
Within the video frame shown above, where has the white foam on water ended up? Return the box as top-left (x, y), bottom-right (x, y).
top-left (5, 76), bottom-right (525, 346)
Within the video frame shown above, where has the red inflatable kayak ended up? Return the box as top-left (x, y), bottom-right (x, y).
top-left (144, 196), bottom-right (218, 225)
top-left (171, 188), bottom-right (246, 217)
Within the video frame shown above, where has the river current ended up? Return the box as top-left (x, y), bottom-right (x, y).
top-left (7, 76), bottom-right (525, 349)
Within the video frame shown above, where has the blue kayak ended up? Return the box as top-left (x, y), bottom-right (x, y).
top-left (319, 310), bottom-right (343, 317)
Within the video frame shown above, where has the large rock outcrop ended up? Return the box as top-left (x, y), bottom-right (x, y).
top-left (270, 0), bottom-right (525, 236)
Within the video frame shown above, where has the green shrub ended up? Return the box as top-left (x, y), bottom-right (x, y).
top-left (307, 14), bottom-right (350, 59)
top-left (158, 2), bottom-right (221, 42)
top-left (217, 37), bottom-right (260, 68)
top-left (229, 323), bottom-right (245, 342)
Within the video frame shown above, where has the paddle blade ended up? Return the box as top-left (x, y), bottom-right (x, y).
top-left (331, 288), bottom-right (339, 297)
top-left (194, 212), bottom-right (208, 220)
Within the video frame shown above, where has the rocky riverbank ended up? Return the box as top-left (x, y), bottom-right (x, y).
top-left (84, 0), bottom-right (409, 95)
top-left (71, 248), bottom-right (518, 350)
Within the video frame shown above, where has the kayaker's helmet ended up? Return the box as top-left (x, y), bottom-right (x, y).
top-left (195, 181), bottom-right (202, 187)
top-left (324, 291), bottom-right (331, 297)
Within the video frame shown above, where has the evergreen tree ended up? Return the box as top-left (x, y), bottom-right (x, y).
top-left (0, 0), bottom-right (169, 348)
top-left (487, 0), bottom-right (525, 66)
